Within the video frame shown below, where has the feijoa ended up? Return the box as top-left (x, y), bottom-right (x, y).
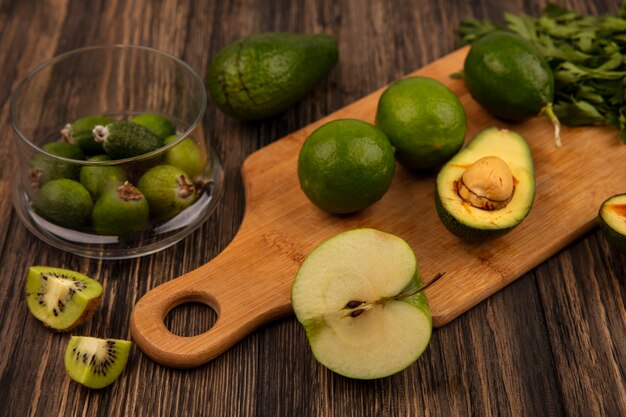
top-left (92, 182), bottom-right (150, 235)
top-left (61, 115), bottom-right (112, 154)
top-left (79, 155), bottom-right (128, 198)
top-left (463, 32), bottom-right (561, 145)
top-left (30, 141), bottom-right (85, 186)
top-left (138, 165), bottom-right (197, 221)
top-left (33, 179), bottom-right (93, 229)
top-left (163, 135), bottom-right (207, 179)
top-left (93, 120), bottom-right (163, 159)
top-left (130, 114), bottom-right (175, 139)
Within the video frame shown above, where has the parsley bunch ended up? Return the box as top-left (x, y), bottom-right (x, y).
top-left (458, 2), bottom-right (626, 140)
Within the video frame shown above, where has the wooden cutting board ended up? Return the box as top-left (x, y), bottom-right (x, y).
top-left (130, 46), bottom-right (626, 368)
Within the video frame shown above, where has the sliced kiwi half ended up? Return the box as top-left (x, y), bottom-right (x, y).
top-left (64, 336), bottom-right (131, 389)
top-left (25, 266), bottom-right (102, 331)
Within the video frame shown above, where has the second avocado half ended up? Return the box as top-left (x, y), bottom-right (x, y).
top-left (207, 32), bottom-right (338, 120)
top-left (435, 127), bottom-right (535, 240)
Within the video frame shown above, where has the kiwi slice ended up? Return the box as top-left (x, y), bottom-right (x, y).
top-left (25, 266), bottom-right (102, 331)
top-left (64, 336), bottom-right (131, 389)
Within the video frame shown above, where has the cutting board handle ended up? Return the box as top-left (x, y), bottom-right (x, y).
top-left (130, 239), bottom-right (294, 368)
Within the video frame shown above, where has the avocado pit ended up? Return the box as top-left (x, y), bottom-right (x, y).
top-left (457, 156), bottom-right (514, 210)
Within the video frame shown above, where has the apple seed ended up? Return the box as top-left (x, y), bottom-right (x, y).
top-left (341, 272), bottom-right (445, 319)
top-left (345, 300), bottom-right (365, 309)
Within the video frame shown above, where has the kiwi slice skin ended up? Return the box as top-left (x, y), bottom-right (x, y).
top-left (25, 266), bottom-right (102, 332)
top-left (64, 336), bottom-right (131, 389)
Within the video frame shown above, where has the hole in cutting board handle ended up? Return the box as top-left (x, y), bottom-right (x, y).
top-left (164, 302), bottom-right (218, 337)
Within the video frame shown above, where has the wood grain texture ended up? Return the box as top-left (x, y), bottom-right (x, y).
top-left (132, 45), bottom-right (626, 368)
top-left (0, 0), bottom-right (624, 416)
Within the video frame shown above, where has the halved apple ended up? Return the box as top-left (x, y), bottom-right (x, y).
top-left (291, 228), bottom-right (432, 379)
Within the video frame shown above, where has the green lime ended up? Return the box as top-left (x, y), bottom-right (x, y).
top-left (297, 119), bottom-right (395, 214)
top-left (375, 76), bottom-right (466, 170)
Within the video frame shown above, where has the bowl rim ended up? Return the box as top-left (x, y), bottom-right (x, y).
top-left (9, 44), bottom-right (207, 166)
top-left (11, 149), bottom-right (225, 259)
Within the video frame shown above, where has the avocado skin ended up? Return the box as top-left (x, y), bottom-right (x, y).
top-left (597, 196), bottom-right (626, 254)
top-left (463, 32), bottom-right (554, 121)
top-left (434, 127), bottom-right (535, 241)
top-left (434, 187), bottom-right (515, 241)
top-left (207, 32), bottom-right (338, 120)
top-left (598, 216), bottom-right (626, 254)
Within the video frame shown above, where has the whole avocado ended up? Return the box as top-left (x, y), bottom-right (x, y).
top-left (463, 31), bottom-right (554, 122)
top-left (207, 32), bottom-right (338, 120)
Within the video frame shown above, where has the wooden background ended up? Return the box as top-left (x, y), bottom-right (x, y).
top-left (0, 0), bottom-right (624, 416)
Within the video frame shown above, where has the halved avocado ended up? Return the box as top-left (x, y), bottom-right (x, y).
top-left (435, 127), bottom-right (535, 240)
top-left (598, 194), bottom-right (626, 253)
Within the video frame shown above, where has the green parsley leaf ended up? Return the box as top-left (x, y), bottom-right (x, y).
top-left (457, 1), bottom-right (626, 141)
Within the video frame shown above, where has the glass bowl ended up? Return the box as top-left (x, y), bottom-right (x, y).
top-left (9, 45), bottom-right (223, 259)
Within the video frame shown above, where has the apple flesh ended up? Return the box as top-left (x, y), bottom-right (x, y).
top-left (291, 228), bottom-right (432, 379)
